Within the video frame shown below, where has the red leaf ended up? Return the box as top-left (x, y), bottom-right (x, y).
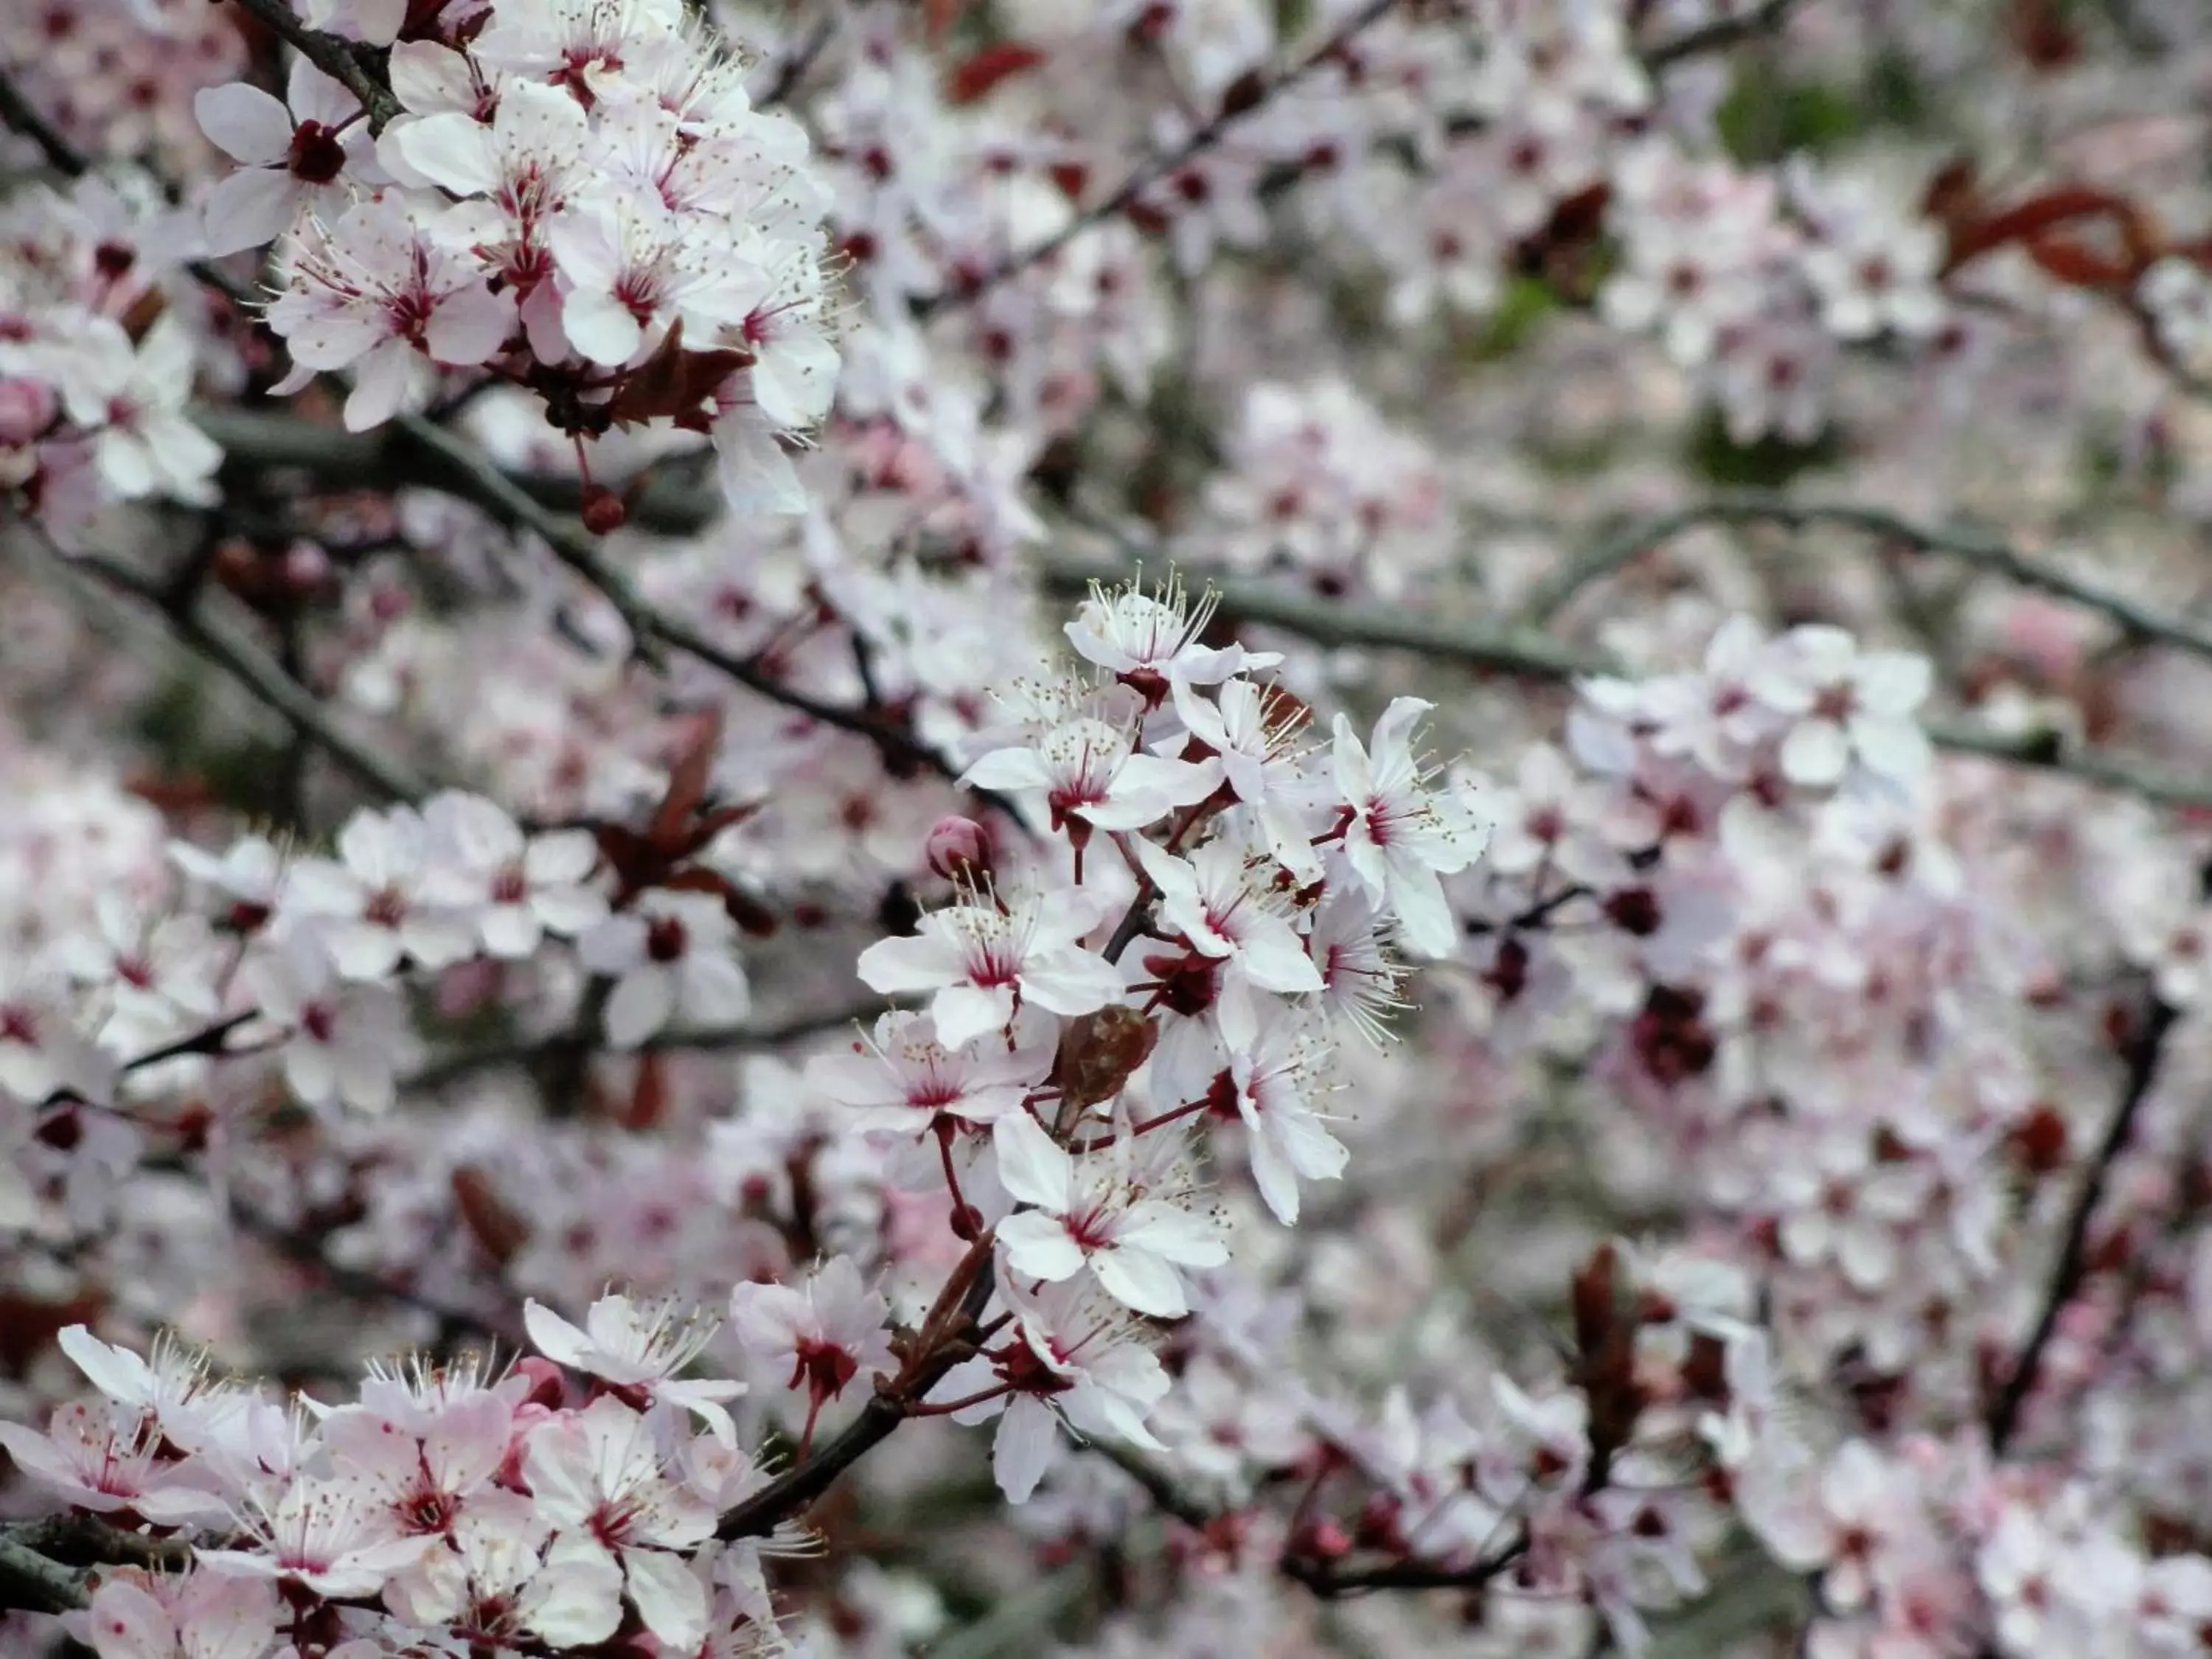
top-left (650, 709), bottom-right (724, 851)
top-left (946, 41), bottom-right (1046, 105)
top-left (622, 1054), bottom-right (669, 1131)
top-left (451, 1166), bottom-right (532, 1267)
top-left (604, 320), bottom-right (752, 428)
top-left (2025, 233), bottom-right (2134, 288)
top-left (1943, 184), bottom-right (2131, 274)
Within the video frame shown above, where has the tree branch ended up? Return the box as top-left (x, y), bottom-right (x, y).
top-left (1642, 0), bottom-right (1806, 69)
top-left (1521, 494), bottom-right (2212, 667)
top-left (1984, 994), bottom-right (2178, 1454)
top-left (0, 66), bottom-right (78, 177)
top-left (189, 408), bottom-right (976, 785)
top-left (59, 550), bottom-right (434, 804)
top-left (912, 0), bottom-right (1403, 320)
top-left (0, 1534), bottom-right (86, 1618)
top-left (1092, 1441), bottom-right (1528, 1601)
top-left (1041, 544), bottom-right (2212, 811)
top-left (0, 1514), bottom-right (198, 1617)
top-left (404, 989), bottom-right (896, 1093)
top-left (219, 0), bottom-right (401, 130)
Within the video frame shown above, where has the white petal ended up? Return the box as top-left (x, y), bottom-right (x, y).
top-left (1093, 1248), bottom-right (1187, 1318)
top-left (992, 1397), bottom-right (1060, 1503)
top-left (622, 1547), bottom-right (709, 1651)
top-left (560, 288), bottom-right (644, 366)
top-left (194, 83), bottom-right (291, 164)
top-left (998, 1212), bottom-right (1088, 1282)
top-left (605, 967), bottom-right (677, 1048)
top-left (201, 167), bottom-right (302, 257)
top-left (991, 1112), bottom-right (1073, 1211)
top-left (425, 282), bottom-right (515, 366)
top-left (1780, 720), bottom-right (1851, 787)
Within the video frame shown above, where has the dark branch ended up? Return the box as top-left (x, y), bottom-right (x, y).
top-left (0, 66), bottom-right (78, 176)
top-left (219, 0), bottom-right (402, 130)
top-left (0, 1514), bottom-right (195, 1617)
top-left (1985, 995), bottom-right (2178, 1453)
top-left (912, 0), bottom-right (1402, 320)
top-left (1643, 0), bottom-right (1805, 69)
top-left (1520, 494), bottom-right (2212, 667)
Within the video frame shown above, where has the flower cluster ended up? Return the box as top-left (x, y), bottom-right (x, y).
top-left (15, 1), bottom-right (2212, 1656)
top-left (0, 177), bottom-right (222, 536)
top-left (206, 0), bottom-right (838, 515)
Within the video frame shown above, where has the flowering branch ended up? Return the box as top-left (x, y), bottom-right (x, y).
top-left (717, 1228), bottom-right (1001, 1542)
top-left (1043, 546), bottom-right (2212, 810)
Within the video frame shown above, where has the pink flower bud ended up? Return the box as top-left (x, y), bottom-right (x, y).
top-left (0, 378), bottom-right (57, 447)
top-left (513, 1356), bottom-right (568, 1410)
top-left (925, 815), bottom-right (993, 883)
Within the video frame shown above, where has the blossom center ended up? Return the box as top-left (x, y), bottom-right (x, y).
top-left (288, 121), bottom-right (348, 185)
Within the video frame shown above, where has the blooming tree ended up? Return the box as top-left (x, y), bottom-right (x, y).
top-left (7, 1), bottom-right (2212, 1657)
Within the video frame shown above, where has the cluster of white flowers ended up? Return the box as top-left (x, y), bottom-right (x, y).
top-left (0, 178), bottom-right (222, 534)
top-left (1602, 146), bottom-right (1950, 443)
top-left (201, 0), bottom-right (838, 512)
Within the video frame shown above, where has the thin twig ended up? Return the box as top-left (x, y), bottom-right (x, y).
top-left (1521, 495), bottom-right (2212, 667)
top-left (1642, 0), bottom-right (1806, 69)
top-left (0, 66), bottom-right (78, 176)
top-left (1044, 540), bottom-right (2212, 811)
top-left (1985, 995), bottom-right (2178, 1453)
top-left (62, 550), bottom-right (433, 804)
top-left (219, 0), bottom-right (402, 130)
top-left (912, 0), bottom-right (1402, 320)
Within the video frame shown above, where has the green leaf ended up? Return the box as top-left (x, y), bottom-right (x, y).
top-left (1686, 406), bottom-right (1843, 487)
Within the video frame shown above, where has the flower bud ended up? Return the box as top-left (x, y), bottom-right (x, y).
top-left (580, 483), bottom-right (627, 535)
top-left (925, 815), bottom-right (993, 883)
top-left (0, 378), bottom-right (57, 447)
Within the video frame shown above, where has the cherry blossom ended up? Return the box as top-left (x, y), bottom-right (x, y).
top-left (577, 888), bottom-right (753, 1048)
top-left (994, 1109), bottom-right (1227, 1316)
top-left (195, 59), bottom-right (378, 256)
top-left (523, 1290), bottom-right (746, 1444)
top-left (521, 1394), bottom-right (717, 1650)
top-left (265, 192), bottom-right (516, 431)
top-left (855, 885), bottom-right (1122, 1049)
top-left (1331, 698), bottom-right (1492, 958)
top-left (935, 1270), bottom-right (1172, 1503)
top-left (728, 1256), bottom-right (895, 1445)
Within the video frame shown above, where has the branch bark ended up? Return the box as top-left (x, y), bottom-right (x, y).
top-left (911, 0), bottom-right (1404, 321)
top-left (1043, 543), bottom-right (2212, 811)
top-left (219, 0), bottom-right (401, 130)
top-left (1985, 994), bottom-right (2178, 1454)
top-left (1520, 494), bottom-right (2212, 668)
